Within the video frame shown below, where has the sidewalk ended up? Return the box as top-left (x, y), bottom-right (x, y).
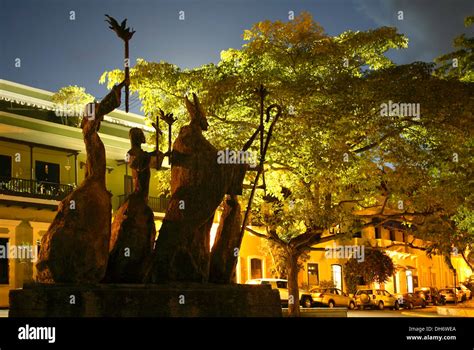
top-left (436, 300), bottom-right (474, 317)
top-left (401, 306), bottom-right (441, 318)
top-left (0, 309), bottom-right (8, 317)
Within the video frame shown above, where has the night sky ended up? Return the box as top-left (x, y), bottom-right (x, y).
top-left (1, 0), bottom-right (473, 113)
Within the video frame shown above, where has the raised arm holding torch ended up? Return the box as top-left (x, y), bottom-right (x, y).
top-left (105, 14), bottom-right (135, 113)
top-left (151, 113), bottom-right (165, 170)
top-left (159, 109), bottom-right (177, 155)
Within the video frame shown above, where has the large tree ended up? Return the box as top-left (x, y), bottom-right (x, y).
top-left (51, 85), bottom-right (95, 126)
top-left (344, 249), bottom-right (395, 294)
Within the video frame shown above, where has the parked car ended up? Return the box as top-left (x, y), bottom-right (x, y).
top-left (310, 287), bottom-right (356, 309)
top-left (414, 287), bottom-right (446, 305)
top-left (454, 287), bottom-right (467, 302)
top-left (439, 288), bottom-right (462, 303)
top-left (398, 292), bottom-right (427, 309)
top-left (354, 289), bottom-right (400, 310)
top-left (245, 278), bottom-right (313, 308)
top-left (463, 280), bottom-right (474, 295)
top-left (460, 284), bottom-right (472, 300)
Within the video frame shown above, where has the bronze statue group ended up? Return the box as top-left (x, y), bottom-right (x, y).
top-left (36, 81), bottom-right (255, 285)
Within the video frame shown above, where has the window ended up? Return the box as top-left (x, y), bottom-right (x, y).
top-left (353, 231), bottom-right (362, 238)
top-left (331, 264), bottom-right (343, 290)
top-left (35, 161), bottom-right (60, 184)
top-left (356, 289), bottom-right (372, 296)
top-left (0, 155), bottom-right (12, 179)
top-left (276, 281), bottom-right (287, 289)
top-left (413, 276), bottom-right (419, 289)
top-left (0, 238), bottom-right (9, 284)
top-left (250, 258), bottom-right (263, 279)
top-left (307, 263), bottom-right (319, 286)
top-left (389, 230), bottom-right (396, 241)
top-left (375, 227), bottom-right (382, 239)
top-left (406, 270), bottom-right (414, 293)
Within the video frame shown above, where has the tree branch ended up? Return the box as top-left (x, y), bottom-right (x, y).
top-left (308, 247), bottom-right (326, 251)
top-left (461, 250), bottom-right (474, 271)
top-left (351, 117), bottom-right (424, 154)
top-left (289, 229), bottom-right (322, 249)
top-left (244, 226), bottom-right (270, 239)
top-left (372, 241), bottom-right (428, 251)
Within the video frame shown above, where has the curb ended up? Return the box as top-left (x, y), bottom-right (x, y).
top-left (282, 307), bottom-right (348, 317)
top-left (436, 306), bottom-right (474, 317)
top-left (401, 311), bottom-right (440, 318)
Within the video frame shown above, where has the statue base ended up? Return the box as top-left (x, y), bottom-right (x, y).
top-left (9, 282), bottom-right (281, 317)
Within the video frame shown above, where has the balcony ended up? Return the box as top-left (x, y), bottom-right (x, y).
top-left (118, 194), bottom-right (169, 213)
top-left (0, 177), bottom-right (74, 201)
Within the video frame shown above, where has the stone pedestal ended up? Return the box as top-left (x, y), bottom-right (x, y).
top-left (9, 283), bottom-right (281, 317)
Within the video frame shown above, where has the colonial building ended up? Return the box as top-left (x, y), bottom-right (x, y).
top-left (236, 222), bottom-right (471, 295)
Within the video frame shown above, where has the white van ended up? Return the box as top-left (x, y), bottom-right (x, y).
top-left (246, 278), bottom-right (313, 308)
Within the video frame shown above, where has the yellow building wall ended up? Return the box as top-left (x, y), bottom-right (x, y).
top-left (0, 220), bottom-right (21, 307)
top-left (299, 250), bottom-right (342, 289)
top-left (236, 227), bottom-right (272, 284)
top-left (294, 226), bottom-right (472, 295)
top-left (231, 222), bottom-right (472, 294)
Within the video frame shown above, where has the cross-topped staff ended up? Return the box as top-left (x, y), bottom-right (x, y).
top-left (240, 86), bottom-right (282, 238)
top-left (151, 114), bottom-right (162, 151)
top-left (255, 84), bottom-right (268, 192)
top-left (255, 84), bottom-right (267, 157)
top-left (105, 15), bottom-right (135, 113)
top-left (159, 109), bottom-right (176, 155)
top-left (151, 113), bottom-right (166, 170)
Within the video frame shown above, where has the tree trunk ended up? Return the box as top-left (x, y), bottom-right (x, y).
top-left (461, 250), bottom-right (474, 271)
top-left (287, 250), bottom-right (300, 317)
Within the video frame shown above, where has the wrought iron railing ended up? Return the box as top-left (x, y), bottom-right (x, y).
top-left (0, 176), bottom-right (75, 200)
top-left (118, 194), bottom-right (169, 213)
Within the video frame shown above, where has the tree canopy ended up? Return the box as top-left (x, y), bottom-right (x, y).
top-left (344, 249), bottom-right (395, 294)
top-left (51, 85), bottom-right (95, 126)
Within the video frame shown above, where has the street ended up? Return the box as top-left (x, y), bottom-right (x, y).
top-left (286, 306), bottom-right (452, 318)
top-left (348, 306), bottom-right (441, 317)
top-left (1, 306), bottom-right (466, 318)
